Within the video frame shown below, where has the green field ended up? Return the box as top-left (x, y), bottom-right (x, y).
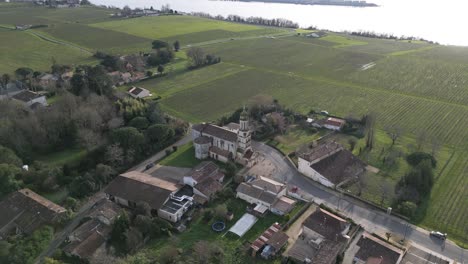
top-left (159, 143), bottom-right (201, 168)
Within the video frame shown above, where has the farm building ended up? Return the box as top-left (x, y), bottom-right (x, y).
top-left (183, 162), bottom-right (224, 203)
top-left (0, 189), bottom-right (66, 239)
top-left (298, 141), bottom-right (366, 188)
top-left (312, 117), bottom-right (346, 131)
top-left (105, 171), bottom-right (193, 223)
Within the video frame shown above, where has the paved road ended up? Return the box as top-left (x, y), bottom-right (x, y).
top-left (252, 141), bottom-right (467, 263)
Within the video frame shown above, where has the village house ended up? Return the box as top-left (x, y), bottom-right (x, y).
top-left (127, 86), bottom-right (152, 99)
top-left (350, 232), bottom-right (404, 264)
top-left (286, 207), bottom-right (351, 264)
top-left (63, 199), bottom-right (122, 262)
top-left (251, 222), bottom-right (289, 259)
top-left (298, 141), bottom-right (366, 188)
top-left (236, 176), bottom-right (295, 215)
top-left (192, 107), bottom-right (257, 166)
top-left (183, 161), bottom-right (225, 203)
top-left (0, 81), bottom-right (25, 100)
top-left (312, 117), bottom-right (346, 131)
top-left (0, 189), bottom-right (66, 239)
top-left (38, 73), bottom-right (58, 87)
top-left (12, 90), bottom-right (48, 108)
top-left (105, 171), bottom-right (193, 223)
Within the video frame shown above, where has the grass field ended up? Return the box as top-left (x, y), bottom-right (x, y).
top-left (37, 147), bottom-right (86, 167)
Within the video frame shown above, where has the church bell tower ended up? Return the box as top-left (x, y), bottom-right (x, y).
top-left (237, 106), bottom-right (252, 155)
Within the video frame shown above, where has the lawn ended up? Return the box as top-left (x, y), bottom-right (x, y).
top-left (41, 188), bottom-right (69, 205)
top-left (267, 126), bottom-right (327, 154)
top-left (37, 147), bottom-right (86, 167)
top-left (91, 15), bottom-right (286, 45)
top-left (158, 143), bottom-right (201, 168)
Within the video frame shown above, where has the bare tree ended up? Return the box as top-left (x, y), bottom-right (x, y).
top-left (186, 47), bottom-right (206, 68)
top-left (77, 128), bottom-right (102, 151)
top-left (364, 113), bottom-right (376, 150)
top-left (357, 173), bottom-right (368, 196)
top-left (379, 181), bottom-right (393, 206)
top-left (385, 124), bottom-right (403, 146)
top-left (105, 144), bottom-right (124, 168)
top-left (193, 241), bottom-right (211, 263)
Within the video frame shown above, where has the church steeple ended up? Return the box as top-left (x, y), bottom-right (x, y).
top-left (237, 106), bottom-right (252, 155)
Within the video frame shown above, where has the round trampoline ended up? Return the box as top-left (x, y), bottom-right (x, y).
top-left (211, 221), bottom-right (226, 232)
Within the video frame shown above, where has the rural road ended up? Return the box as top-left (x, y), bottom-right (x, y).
top-left (35, 132), bottom-right (192, 263)
top-left (252, 141), bottom-right (467, 263)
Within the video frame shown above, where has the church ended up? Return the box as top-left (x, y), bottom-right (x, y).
top-left (192, 108), bottom-right (257, 167)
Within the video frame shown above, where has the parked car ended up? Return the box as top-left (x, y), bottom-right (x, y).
top-left (430, 231), bottom-right (447, 240)
top-left (145, 163), bottom-right (154, 170)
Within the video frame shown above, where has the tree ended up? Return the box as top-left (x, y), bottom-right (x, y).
top-left (129, 116), bottom-right (149, 130)
top-left (105, 144), bottom-right (125, 168)
top-left (1, 73), bottom-right (10, 86)
top-left (111, 127), bottom-right (145, 152)
top-left (8, 226), bottom-right (54, 264)
top-left (364, 113), bottom-right (376, 150)
top-left (110, 211), bottom-right (131, 253)
top-left (77, 128), bottom-right (102, 151)
top-left (135, 201), bottom-right (152, 217)
top-left (406, 152), bottom-right (436, 168)
top-left (397, 201), bottom-right (417, 218)
top-left (157, 65), bottom-right (165, 75)
top-left (0, 145), bottom-right (22, 166)
top-left (152, 40), bottom-right (169, 50)
top-left (64, 197), bottom-right (78, 211)
top-left (124, 227), bottom-right (143, 254)
top-left (0, 164), bottom-right (21, 197)
top-left (145, 124), bottom-right (175, 146)
top-left (385, 124), bottom-right (403, 146)
top-left (14, 67), bottom-right (33, 81)
top-left (44, 258), bottom-right (64, 264)
top-left (173, 40), bottom-right (180, 52)
top-left (94, 164), bottom-right (116, 186)
top-left (186, 47), bottom-right (206, 68)
top-left (348, 138), bottom-right (357, 152)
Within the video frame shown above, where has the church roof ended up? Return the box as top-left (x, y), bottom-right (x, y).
top-left (192, 123), bottom-right (237, 142)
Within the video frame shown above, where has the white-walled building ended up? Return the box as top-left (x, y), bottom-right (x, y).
top-left (12, 90), bottom-right (47, 108)
top-left (298, 141), bottom-right (365, 188)
top-left (127, 86), bottom-right (151, 98)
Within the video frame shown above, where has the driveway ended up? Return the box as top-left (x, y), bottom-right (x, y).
top-left (252, 141), bottom-right (467, 263)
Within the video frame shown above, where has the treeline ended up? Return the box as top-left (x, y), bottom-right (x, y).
top-left (192, 12), bottom-right (299, 28)
top-left (347, 30), bottom-right (439, 44)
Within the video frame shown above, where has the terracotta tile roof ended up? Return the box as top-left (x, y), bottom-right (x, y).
top-left (188, 161), bottom-right (219, 182)
top-left (272, 196), bottom-right (296, 214)
top-left (194, 177), bottom-right (223, 198)
top-left (250, 176), bottom-right (285, 194)
top-left (303, 208), bottom-right (349, 240)
top-left (355, 233), bottom-right (403, 264)
top-left (193, 123), bottom-right (238, 142)
top-left (311, 148), bottom-right (366, 185)
top-left (299, 141), bottom-right (343, 163)
top-left (251, 222), bottom-right (288, 252)
top-left (105, 171), bottom-right (179, 210)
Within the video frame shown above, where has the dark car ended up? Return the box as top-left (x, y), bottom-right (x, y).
top-left (145, 163), bottom-right (154, 170)
top-left (430, 231), bottom-right (447, 240)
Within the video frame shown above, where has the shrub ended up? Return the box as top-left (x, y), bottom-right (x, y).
top-left (397, 201), bottom-right (417, 218)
